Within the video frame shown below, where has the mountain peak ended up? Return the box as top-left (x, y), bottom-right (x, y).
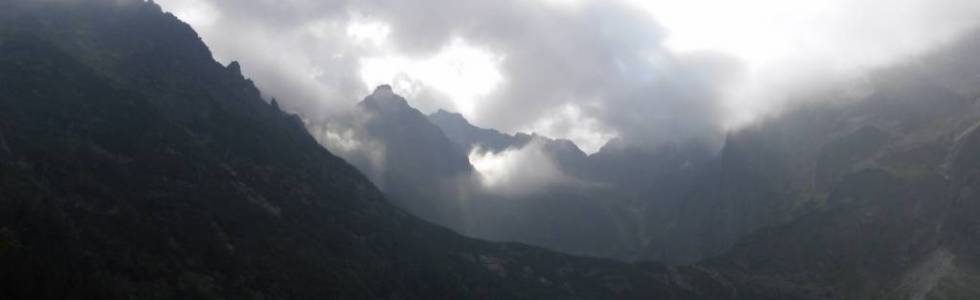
top-left (373, 84), bottom-right (394, 97)
top-left (359, 84), bottom-right (413, 115)
top-left (226, 60), bottom-right (242, 76)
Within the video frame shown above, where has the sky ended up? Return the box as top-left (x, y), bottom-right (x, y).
top-left (156, 0), bottom-right (980, 154)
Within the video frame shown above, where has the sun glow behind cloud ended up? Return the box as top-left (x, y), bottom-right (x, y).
top-left (468, 141), bottom-right (569, 197)
top-left (524, 104), bottom-right (616, 154)
top-left (630, 0), bottom-right (980, 129)
top-left (359, 38), bottom-right (504, 117)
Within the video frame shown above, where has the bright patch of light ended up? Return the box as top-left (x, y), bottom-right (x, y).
top-left (346, 19), bottom-right (391, 46)
top-left (629, 0), bottom-right (980, 130)
top-left (359, 39), bottom-right (504, 116)
top-left (159, 0), bottom-right (221, 28)
top-left (525, 104), bottom-right (616, 154)
top-left (632, 0), bottom-right (835, 65)
top-left (468, 141), bottom-right (569, 196)
top-left (469, 149), bottom-right (511, 188)
top-left (322, 128), bottom-right (362, 152)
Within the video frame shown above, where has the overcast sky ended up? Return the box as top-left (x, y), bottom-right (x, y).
top-left (156, 0), bottom-right (980, 153)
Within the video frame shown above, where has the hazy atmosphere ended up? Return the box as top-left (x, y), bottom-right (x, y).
top-left (6, 0), bottom-right (980, 298)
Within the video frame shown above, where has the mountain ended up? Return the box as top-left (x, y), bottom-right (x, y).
top-left (315, 88), bottom-right (628, 258)
top-left (354, 23), bottom-right (980, 288)
top-left (426, 102), bottom-right (797, 264)
top-left (0, 0), bottom-right (769, 299)
top-left (7, 0), bottom-right (980, 298)
top-left (425, 103), bottom-right (772, 264)
top-left (695, 30), bottom-right (980, 299)
top-left (414, 34), bottom-right (980, 269)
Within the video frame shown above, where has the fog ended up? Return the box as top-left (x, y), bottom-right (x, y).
top-left (469, 140), bottom-right (571, 197)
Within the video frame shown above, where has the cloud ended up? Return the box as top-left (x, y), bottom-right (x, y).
top-left (468, 140), bottom-right (572, 197)
top-left (525, 104), bottom-right (618, 154)
top-left (155, 0), bottom-right (980, 152)
top-left (632, 0), bottom-right (980, 128)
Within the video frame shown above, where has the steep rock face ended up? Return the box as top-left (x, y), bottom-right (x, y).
top-left (815, 126), bottom-right (893, 190)
top-left (354, 85), bottom-right (475, 229)
top-left (0, 1), bottom-right (774, 299)
top-left (706, 141), bottom-right (980, 299)
top-left (695, 30), bottom-right (980, 298)
top-left (715, 170), bottom-right (954, 299)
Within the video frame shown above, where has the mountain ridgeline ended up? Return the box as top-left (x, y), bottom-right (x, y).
top-left (313, 26), bottom-right (980, 272)
top-left (4, 0), bottom-right (980, 299)
top-left (0, 0), bottom-right (756, 299)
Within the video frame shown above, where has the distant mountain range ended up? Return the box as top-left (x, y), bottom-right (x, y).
top-left (315, 14), bottom-right (980, 298)
top-left (317, 28), bottom-right (980, 274)
top-left (317, 77), bottom-right (792, 264)
top-left (4, 0), bottom-right (980, 299)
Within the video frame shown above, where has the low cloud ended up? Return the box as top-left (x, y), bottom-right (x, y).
top-left (468, 140), bottom-right (573, 197)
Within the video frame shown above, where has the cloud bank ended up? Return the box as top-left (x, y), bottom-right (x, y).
top-left (156, 0), bottom-right (980, 153)
top-left (468, 140), bottom-right (572, 197)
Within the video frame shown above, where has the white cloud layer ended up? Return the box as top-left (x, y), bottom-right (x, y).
top-left (157, 0), bottom-right (980, 151)
top-left (469, 140), bottom-right (570, 197)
